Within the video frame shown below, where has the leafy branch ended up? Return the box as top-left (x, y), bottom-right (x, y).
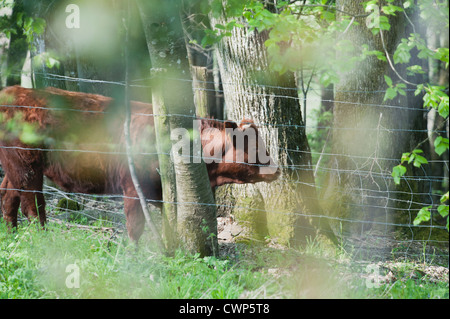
top-left (358, 0), bottom-right (450, 231)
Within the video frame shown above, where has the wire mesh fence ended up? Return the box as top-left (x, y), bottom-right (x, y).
top-left (0, 71), bottom-right (448, 268)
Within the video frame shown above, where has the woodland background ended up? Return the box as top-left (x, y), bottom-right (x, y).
top-left (0, 0), bottom-right (448, 299)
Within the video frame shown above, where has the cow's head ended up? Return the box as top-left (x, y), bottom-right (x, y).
top-left (201, 118), bottom-right (281, 188)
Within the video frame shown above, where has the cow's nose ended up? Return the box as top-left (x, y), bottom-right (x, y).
top-left (273, 167), bottom-right (281, 179)
top-left (264, 167), bottom-right (281, 182)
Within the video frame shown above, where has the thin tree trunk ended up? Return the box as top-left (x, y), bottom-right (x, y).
top-left (151, 77), bottom-right (179, 254)
top-left (191, 66), bottom-right (209, 118)
top-left (183, 7), bottom-right (221, 119)
top-left (123, 1), bottom-right (164, 252)
top-left (137, 0), bottom-right (218, 256)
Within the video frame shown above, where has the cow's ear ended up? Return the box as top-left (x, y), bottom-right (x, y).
top-left (240, 119), bottom-right (257, 130)
top-left (224, 121), bottom-right (238, 130)
top-left (240, 119), bottom-right (254, 127)
top-left (240, 119), bottom-right (258, 134)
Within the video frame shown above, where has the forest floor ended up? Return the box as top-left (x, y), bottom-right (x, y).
top-left (48, 193), bottom-right (450, 294)
top-left (0, 188), bottom-right (448, 299)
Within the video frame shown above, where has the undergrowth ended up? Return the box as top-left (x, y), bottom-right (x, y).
top-left (0, 220), bottom-right (448, 299)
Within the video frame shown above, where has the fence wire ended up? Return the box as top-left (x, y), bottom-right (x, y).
top-left (0, 71), bottom-right (449, 266)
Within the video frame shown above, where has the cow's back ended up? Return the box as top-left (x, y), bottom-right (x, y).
top-left (1, 86), bottom-right (159, 195)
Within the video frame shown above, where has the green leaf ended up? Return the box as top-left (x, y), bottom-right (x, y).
top-left (381, 4), bottom-right (403, 15)
top-left (397, 87), bottom-right (406, 96)
top-left (403, 0), bottom-right (413, 9)
top-left (276, 1), bottom-right (289, 9)
top-left (45, 57), bottom-right (60, 69)
top-left (438, 97), bottom-right (449, 118)
top-left (371, 28), bottom-right (380, 36)
top-left (379, 16), bottom-right (391, 31)
top-left (406, 65), bottom-right (425, 75)
top-left (201, 29), bottom-right (220, 47)
top-left (415, 84), bottom-right (424, 96)
top-left (433, 47), bottom-right (449, 66)
top-left (393, 41), bottom-right (412, 64)
top-left (364, 1), bottom-right (379, 13)
top-left (322, 10), bottom-right (335, 22)
top-left (384, 75), bottom-right (393, 87)
top-left (214, 24), bottom-right (226, 30)
top-left (361, 45), bottom-right (386, 61)
top-left (32, 18), bottom-right (46, 35)
top-left (413, 154), bottom-right (428, 167)
top-left (401, 152), bottom-right (411, 163)
top-left (210, 0), bottom-right (224, 18)
top-left (434, 136), bottom-right (449, 156)
top-left (440, 192), bottom-right (449, 203)
top-left (414, 206), bottom-right (431, 225)
top-left (384, 87), bottom-right (397, 101)
top-left (437, 204), bottom-right (449, 218)
top-left (392, 164), bottom-right (407, 184)
top-left (23, 16), bottom-right (33, 30)
top-left (16, 12), bottom-right (24, 27)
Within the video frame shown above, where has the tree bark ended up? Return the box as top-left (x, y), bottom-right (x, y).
top-left (191, 66), bottom-right (209, 118)
top-left (182, 6), bottom-right (222, 119)
top-left (322, 1), bottom-right (429, 243)
top-left (210, 13), bottom-right (336, 246)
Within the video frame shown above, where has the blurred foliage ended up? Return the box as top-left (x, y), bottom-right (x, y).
top-left (195, 0), bottom-right (449, 230)
top-left (1, 0), bottom-right (448, 229)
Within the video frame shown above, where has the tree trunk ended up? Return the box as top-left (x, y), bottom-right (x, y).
top-left (4, 0), bottom-right (28, 87)
top-left (137, 0), bottom-right (218, 256)
top-left (191, 66), bottom-right (209, 118)
top-left (210, 14), bottom-right (336, 246)
top-left (322, 1), bottom-right (430, 246)
top-left (123, 3), bottom-right (164, 251)
top-left (182, 6), bottom-right (222, 120)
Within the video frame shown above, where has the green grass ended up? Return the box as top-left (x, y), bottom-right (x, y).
top-left (371, 279), bottom-right (449, 299)
top-left (0, 220), bottom-right (279, 299)
top-left (0, 220), bottom-right (448, 299)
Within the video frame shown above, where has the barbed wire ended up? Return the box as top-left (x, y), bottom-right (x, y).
top-left (3, 70), bottom-right (421, 94)
top-left (1, 185), bottom-right (447, 232)
top-left (1, 102), bottom-right (447, 135)
top-left (3, 184), bottom-right (450, 262)
top-left (0, 143), bottom-right (448, 186)
top-left (2, 70), bottom-right (442, 115)
top-left (0, 70), bottom-right (448, 264)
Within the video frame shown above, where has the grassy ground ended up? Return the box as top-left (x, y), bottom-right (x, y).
top-left (0, 219), bottom-right (448, 299)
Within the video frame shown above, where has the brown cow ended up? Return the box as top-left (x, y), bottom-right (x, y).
top-left (0, 86), bottom-right (280, 241)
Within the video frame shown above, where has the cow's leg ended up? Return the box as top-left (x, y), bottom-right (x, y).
top-left (0, 151), bottom-right (46, 227)
top-left (119, 165), bottom-right (162, 244)
top-left (123, 192), bottom-right (146, 242)
top-left (121, 174), bottom-right (146, 242)
top-left (0, 175), bottom-right (21, 228)
top-left (19, 174), bottom-right (46, 227)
